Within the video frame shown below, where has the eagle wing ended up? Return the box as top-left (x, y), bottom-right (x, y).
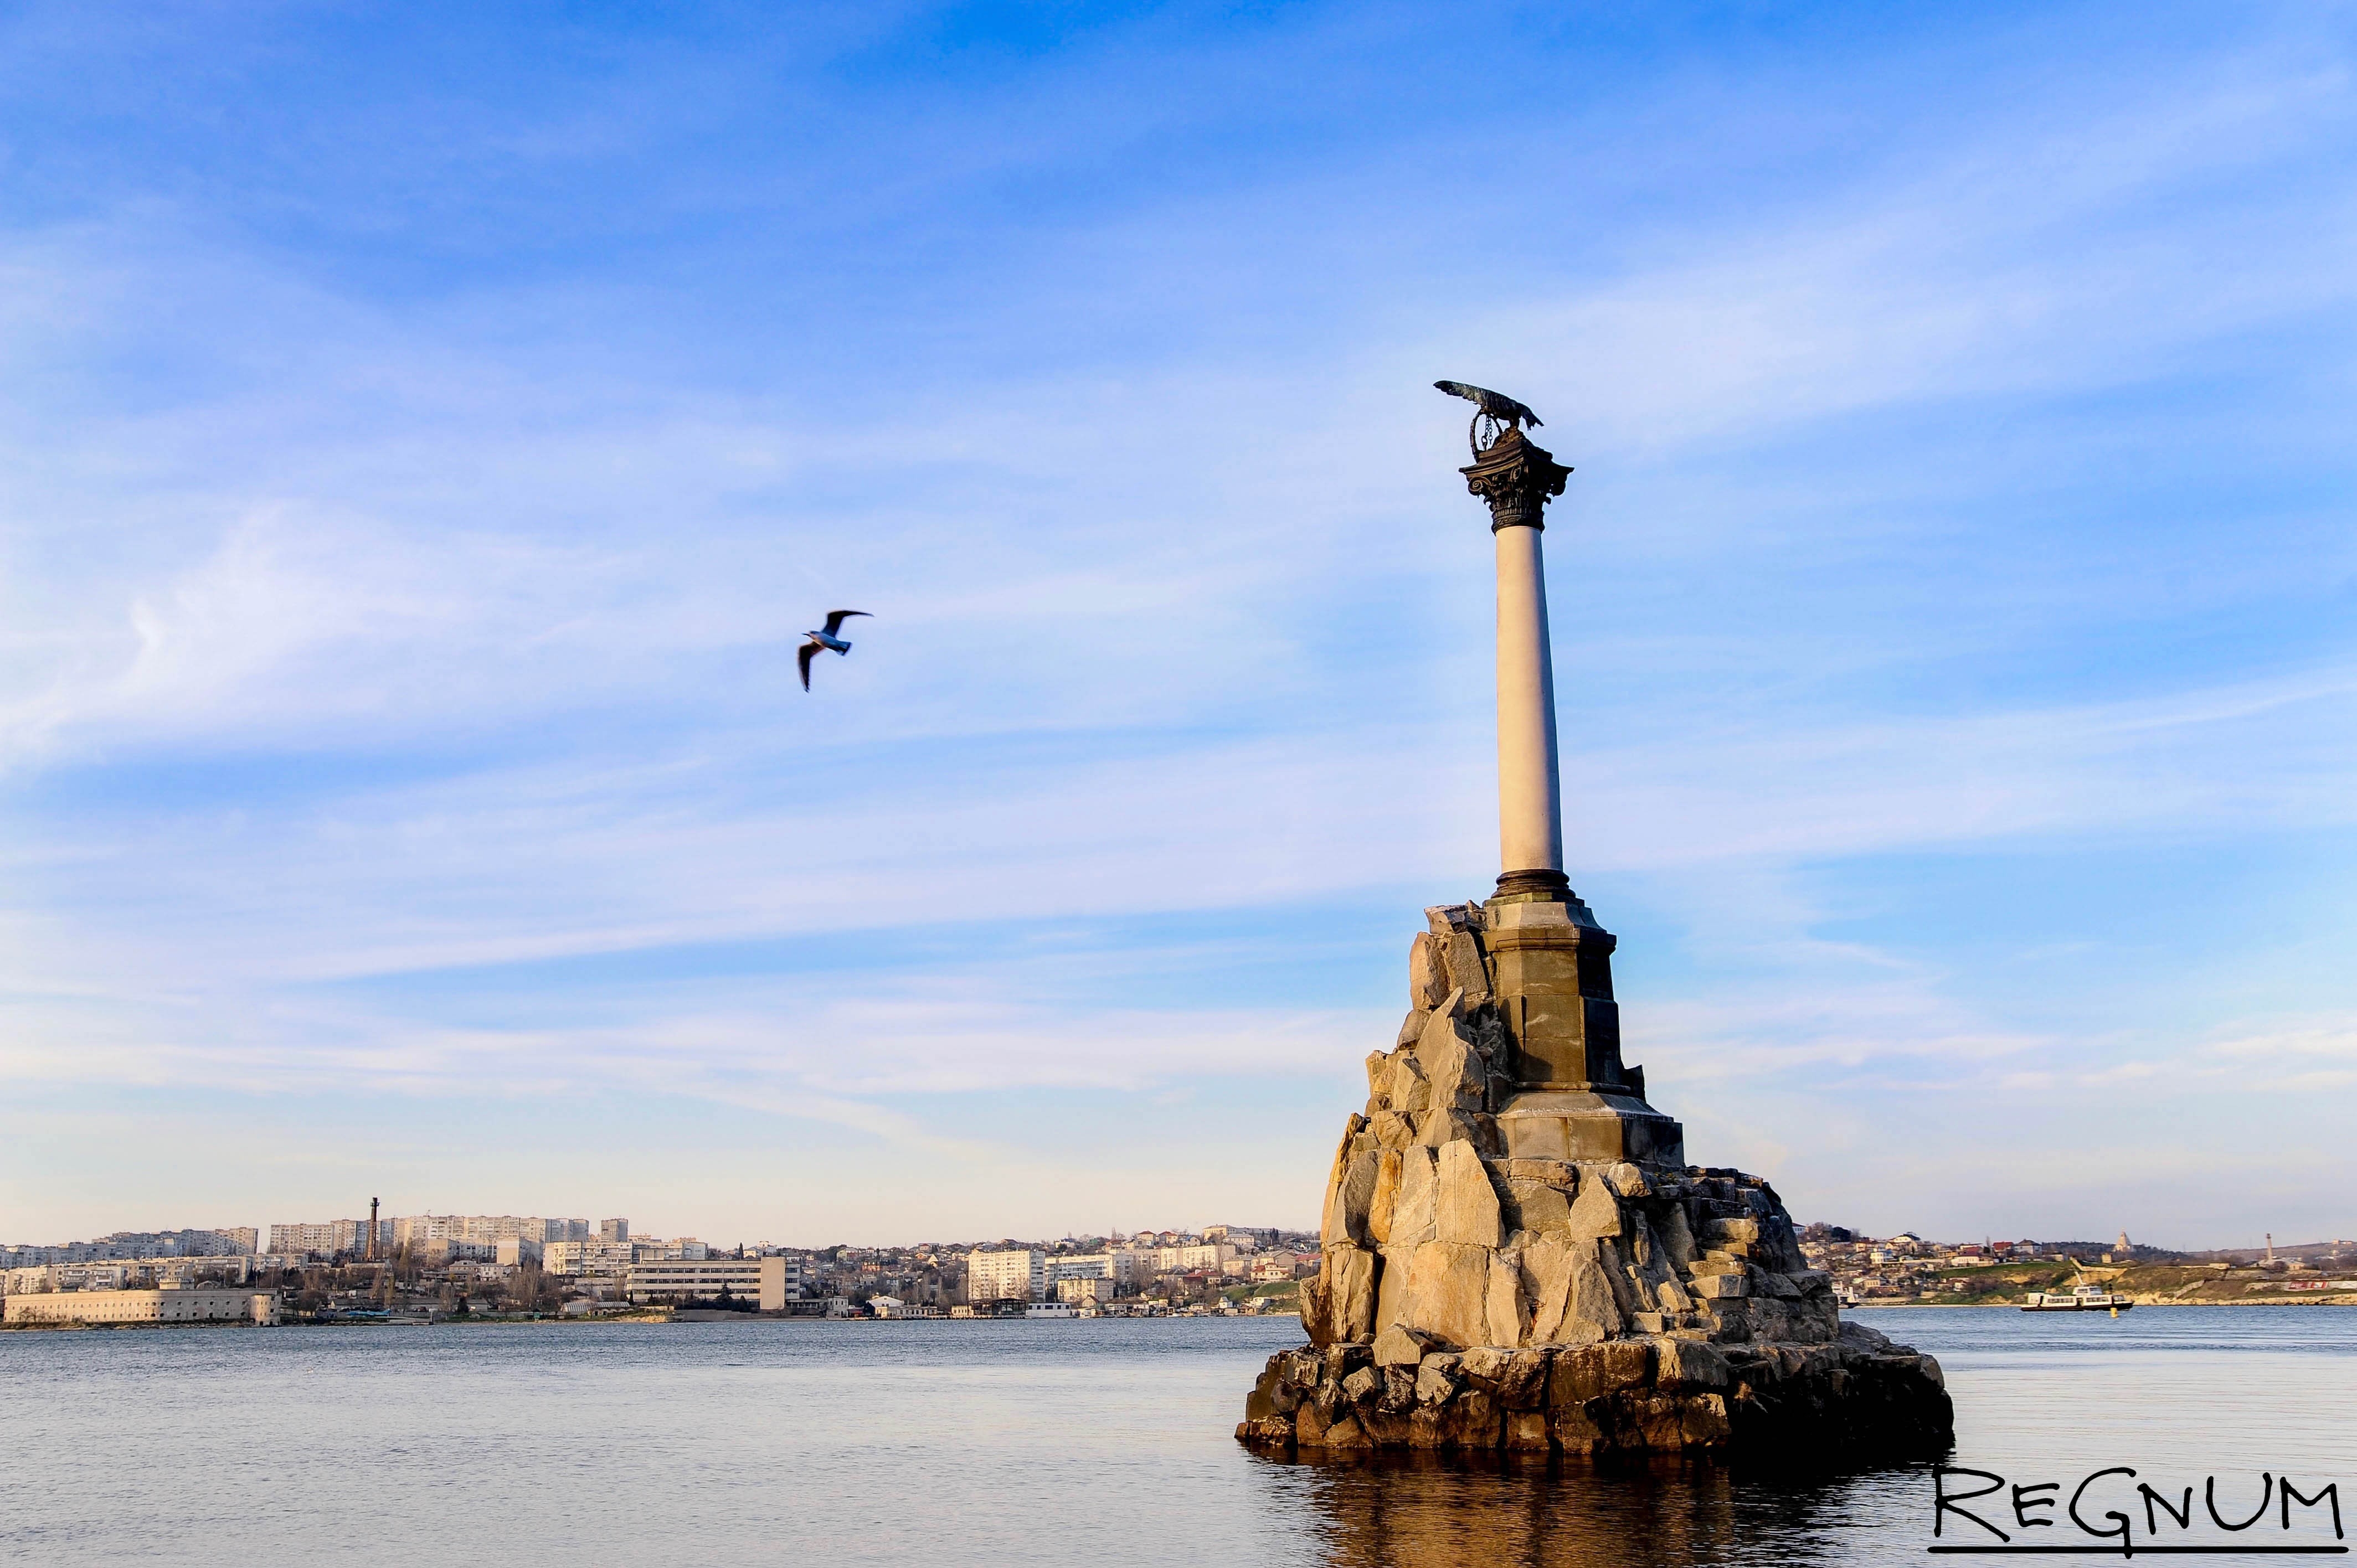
top-left (1432, 380), bottom-right (1542, 429)
top-left (821, 610), bottom-right (871, 636)
top-left (797, 641), bottom-right (819, 690)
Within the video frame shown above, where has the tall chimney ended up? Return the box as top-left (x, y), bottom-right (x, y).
top-left (368, 1196), bottom-right (380, 1262)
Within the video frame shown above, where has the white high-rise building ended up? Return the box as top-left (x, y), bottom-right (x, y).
top-left (966, 1249), bottom-right (1045, 1303)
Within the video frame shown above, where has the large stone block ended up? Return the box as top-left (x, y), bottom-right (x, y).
top-left (1548, 1338), bottom-right (1654, 1405)
top-left (1326, 1241), bottom-right (1377, 1343)
top-left (1414, 1108), bottom-right (1488, 1149)
top-left (1389, 1146), bottom-right (1438, 1248)
top-left (1365, 1149), bottom-right (1404, 1246)
top-left (1658, 1201), bottom-right (1699, 1270)
top-left (1519, 1235), bottom-right (1574, 1345)
top-left (1408, 931), bottom-right (1451, 1009)
top-left (1299, 1271), bottom-right (1332, 1346)
top-left (1444, 930), bottom-right (1492, 1004)
top-left (1567, 1170), bottom-right (1623, 1239)
top-left (1374, 1245), bottom-right (1411, 1337)
top-left (1322, 1149), bottom-right (1378, 1250)
top-left (1433, 1139), bottom-right (1501, 1247)
top-left (1383, 1050), bottom-right (1432, 1113)
top-left (1502, 1177), bottom-right (1574, 1234)
top-left (1495, 1091), bottom-right (1685, 1166)
top-left (1485, 1249), bottom-right (1528, 1347)
top-left (1403, 1241), bottom-right (1494, 1349)
top-left (1565, 1237), bottom-right (1624, 1341)
top-left (1417, 1005), bottom-right (1488, 1113)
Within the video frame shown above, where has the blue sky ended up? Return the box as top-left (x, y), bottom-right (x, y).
top-left (3, 2), bottom-right (2354, 1249)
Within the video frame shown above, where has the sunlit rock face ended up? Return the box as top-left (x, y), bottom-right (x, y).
top-left (1241, 901), bottom-right (1954, 1460)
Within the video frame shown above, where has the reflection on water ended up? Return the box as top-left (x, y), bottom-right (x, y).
top-left (1239, 1307), bottom-right (2357, 1568)
top-left (1255, 1448), bottom-right (1927, 1567)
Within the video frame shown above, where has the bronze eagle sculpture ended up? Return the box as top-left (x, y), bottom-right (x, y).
top-left (1433, 380), bottom-right (1542, 430)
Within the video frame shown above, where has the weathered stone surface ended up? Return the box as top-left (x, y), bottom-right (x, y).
top-left (1322, 1150), bottom-right (1378, 1250)
top-left (1368, 1111), bottom-right (1414, 1149)
top-left (1502, 1177), bottom-right (1574, 1234)
top-left (1484, 1249), bottom-right (1528, 1348)
top-left (1373, 1245), bottom-right (1411, 1338)
top-left (1444, 930), bottom-right (1492, 1004)
top-left (1563, 1237), bottom-right (1623, 1341)
top-left (1520, 1234), bottom-right (1575, 1345)
top-left (1403, 1241), bottom-right (1493, 1349)
top-left (1371, 1323), bottom-right (1432, 1366)
top-left (1433, 1139), bottom-right (1502, 1247)
top-left (1395, 1010), bottom-right (1428, 1049)
top-left (1364, 1149), bottom-right (1404, 1247)
top-left (1567, 1171), bottom-right (1623, 1239)
top-left (1659, 1202), bottom-right (1699, 1270)
top-left (1382, 1050), bottom-right (1432, 1113)
top-left (1389, 1146), bottom-right (1438, 1249)
top-left (1605, 1161), bottom-right (1648, 1198)
top-left (1551, 1338), bottom-right (1654, 1404)
top-left (1417, 1002), bottom-right (1488, 1112)
top-left (1326, 1242), bottom-right (1377, 1343)
top-left (1408, 931), bottom-right (1452, 1009)
top-left (1655, 1337), bottom-right (1731, 1391)
top-left (1414, 1108), bottom-right (1485, 1149)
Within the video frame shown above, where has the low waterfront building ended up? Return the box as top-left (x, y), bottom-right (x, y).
top-left (4, 1288), bottom-right (279, 1327)
top-left (625, 1258), bottom-right (762, 1305)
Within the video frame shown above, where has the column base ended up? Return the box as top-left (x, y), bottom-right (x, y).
top-left (1493, 868), bottom-right (1572, 904)
top-left (1494, 1090), bottom-right (1686, 1167)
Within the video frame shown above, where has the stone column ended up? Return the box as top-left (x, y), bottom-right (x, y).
top-left (1494, 518), bottom-right (1563, 889)
top-left (1458, 416), bottom-right (1683, 1165)
top-left (1461, 426), bottom-right (1572, 903)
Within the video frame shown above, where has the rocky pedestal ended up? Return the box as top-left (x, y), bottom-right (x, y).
top-left (1238, 895), bottom-right (1953, 1461)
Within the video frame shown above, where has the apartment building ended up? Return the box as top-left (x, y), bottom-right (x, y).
top-left (966, 1249), bottom-right (1046, 1302)
top-left (543, 1239), bottom-right (635, 1277)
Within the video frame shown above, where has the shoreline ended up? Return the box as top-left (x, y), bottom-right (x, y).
top-left (1855, 1296), bottom-right (2357, 1309)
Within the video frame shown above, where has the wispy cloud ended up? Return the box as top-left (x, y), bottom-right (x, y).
top-left (3, 2), bottom-right (2355, 1244)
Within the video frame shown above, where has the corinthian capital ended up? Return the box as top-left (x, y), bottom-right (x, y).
top-left (1461, 428), bottom-right (1571, 532)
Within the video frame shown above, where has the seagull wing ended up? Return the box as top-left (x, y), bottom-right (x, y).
top-left (821, 610), bottom-right (871, 636)
top-left (798, 641), bottom-right (819, 691)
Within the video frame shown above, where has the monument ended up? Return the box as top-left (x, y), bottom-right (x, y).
top-left (1236, 386), bottom-right (1954, 1460)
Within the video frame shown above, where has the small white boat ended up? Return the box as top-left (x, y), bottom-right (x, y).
top-left (2023, 1284), bottom-right (2134, 1312)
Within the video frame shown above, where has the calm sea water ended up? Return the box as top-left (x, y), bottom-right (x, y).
top-left (4, 1307), bottom-right (2350, 1564)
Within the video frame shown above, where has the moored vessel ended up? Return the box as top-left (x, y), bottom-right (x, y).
top-left (2022, 1284), bottom-right (2133, 1312)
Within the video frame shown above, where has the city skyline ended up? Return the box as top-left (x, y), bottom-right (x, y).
top-left (4, 4), bottom-right (2355, 1249)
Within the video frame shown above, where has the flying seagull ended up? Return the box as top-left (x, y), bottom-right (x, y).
top-left (798, 610), bottom-right (870, 691)
top-left (1433, 380), bottom-right (1542, 430)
